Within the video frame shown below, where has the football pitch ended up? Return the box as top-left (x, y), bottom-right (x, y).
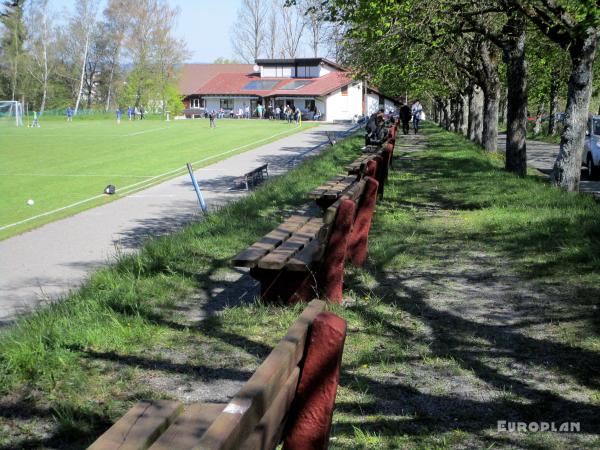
top-left (0, 118), bottom-right (314, 240)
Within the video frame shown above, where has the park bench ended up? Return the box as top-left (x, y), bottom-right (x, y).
top-left (235, 164), bottom-right (269, 190)
top-left (87, 300), bottom-right (347, 450)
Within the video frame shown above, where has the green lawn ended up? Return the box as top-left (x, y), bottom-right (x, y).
top-left (0, 118), bottom-right (313, 239)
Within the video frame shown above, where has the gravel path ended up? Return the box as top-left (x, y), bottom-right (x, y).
top-left (0, 123), bottom-right (355, 324)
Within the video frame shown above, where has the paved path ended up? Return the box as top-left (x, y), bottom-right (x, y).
top-left (0, 123), bottom-right (354, 324)
top-left (497, 133), bottom-right (600, 196)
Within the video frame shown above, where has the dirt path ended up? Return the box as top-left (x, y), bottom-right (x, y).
top-left (332, 131), bottom-right (599, 448)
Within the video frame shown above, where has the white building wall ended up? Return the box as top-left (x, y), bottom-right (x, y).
top-left (384, 99), bottom-right (396, 113)
top-left (319, 64), bottom-right (339, 77)
top-left (325, 82), bottom-right (363, 121)
top-left (367, 93), bottom-right (379, 115)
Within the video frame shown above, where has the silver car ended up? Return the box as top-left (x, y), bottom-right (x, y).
top-left (582, 116), bottom-right (600, 179)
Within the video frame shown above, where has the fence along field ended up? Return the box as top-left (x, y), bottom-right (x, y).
top-left (0, 118), bottom-right (309, 240)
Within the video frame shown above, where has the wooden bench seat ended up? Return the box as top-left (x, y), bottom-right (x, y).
top-left (87, 300), bottom-right (345, 450)
top-left (231, 215), bottom-right (327, 272)
top-left (235, 164), bottom-right (269, 190)
top-left (308, 175), bottom-right (358, 203)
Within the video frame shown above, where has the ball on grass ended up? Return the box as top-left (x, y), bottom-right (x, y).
top-left (27, 199), bottom-right (35, 206)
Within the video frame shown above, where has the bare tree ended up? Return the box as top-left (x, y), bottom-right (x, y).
top-left (102, 0), bottom-right (131, 111)
top-left (300, 0), bottom-right (326, 57)
top-left (280, 0), bottom-right (306, 58)
top-left (266, 0), bottom-right (279, 58)
top-left (230, 0), bottom-right (267, 63)
top-left (25, 0), bottom-right (55, 113)
top-left (71, 0), bottom-right (97, 114)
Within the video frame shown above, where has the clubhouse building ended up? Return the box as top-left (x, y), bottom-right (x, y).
top-left (179, 58), bottom-right (397, 121)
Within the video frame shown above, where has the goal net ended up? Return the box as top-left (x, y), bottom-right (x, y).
top-left (0, 101), bottom-right (24, 127)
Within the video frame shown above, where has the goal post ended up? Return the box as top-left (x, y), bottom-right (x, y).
top-left (0, 101), bottom-right (24, 127)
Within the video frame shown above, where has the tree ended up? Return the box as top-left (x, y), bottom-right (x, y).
top-left (0, 0), bottom-right (26, 100)
top-left (300, 0), bottom-right (326, 57)
top-left (511, 0), bottom-right (600, 191)
top-left (102, 0), bottom-right (130, 111)
top-left (213, 57), bottom-right (243, 64)
top-left (24, 0), bottom-right (56, 113)
top-left (230, 0), bottom-right (267, 63)
top-left (280, 0), bottom-right (306, 58)
top-left (71, 0), bottom-right (97, 114)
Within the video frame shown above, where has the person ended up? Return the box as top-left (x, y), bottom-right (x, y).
top-left (209, 110), bottom-right (216, 128)
top-left (134, 106), bottom-right (139, 119)
top-left (295, 108), bottom-right (301, 124)
top-left (116, 108), bottom-right (122, 124)
top-left (244, 104), bottom-right (250, 119)
top-left (31, 111), bottom-right (41, 128)
top-left (399, 101), bottom-right (412, 135)
top-left (314, 108), bottom-right (322, 120)
top-left (66, 106), bottom-right (73, 122)
top-left (139, 106), bottom-right (145, 120)
top-left (128, 107), bottom-right (133, 120)
top-left (365, 109), bottom-right (387, 146)
top-left (238, 106), bottom-right (243, 119)
top-left (257, 103), bottom-right (264, 119)
top-left (275, 106), bottom-right (281, 120)
top-left (411, 99), bottom-right (423, 134)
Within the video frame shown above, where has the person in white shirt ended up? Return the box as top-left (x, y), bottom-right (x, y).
top-left (411, 100), bottom-right (423, 134)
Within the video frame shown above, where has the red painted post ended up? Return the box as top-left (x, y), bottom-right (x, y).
top-left (319, 199), bottom-right (355, 303)
top-left (366, 158), bottom-right (378, 179)
top-left (347, 176), bottom-right (379, 267)
top-left (283, 312), bottom-right (347, 450)
top-left (374, 155), bottom-right (385, 197)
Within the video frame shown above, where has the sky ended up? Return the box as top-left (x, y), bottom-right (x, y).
top-left (51, 0), bottom-right (239, 63)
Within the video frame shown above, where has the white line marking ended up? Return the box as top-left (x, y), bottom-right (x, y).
top-left (0, 173), bottom-right (154, 178)
top-left (126, 126), bottom-right (172, 137)
top-left (0, 124), bottom-right (301, 232)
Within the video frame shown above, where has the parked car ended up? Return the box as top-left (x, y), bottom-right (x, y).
top-left (581, 116), bottom-right (600, 179)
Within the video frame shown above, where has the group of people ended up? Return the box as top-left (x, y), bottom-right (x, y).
top-left (398, 100), bottom-right (424, 135)
top-left (203, 102), bottom-right (314, 128)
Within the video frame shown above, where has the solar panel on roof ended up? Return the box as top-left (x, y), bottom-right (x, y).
top-left (243, 80), bottom-right (280, 90)
top-left (279, 80), bottom-right (313, 90)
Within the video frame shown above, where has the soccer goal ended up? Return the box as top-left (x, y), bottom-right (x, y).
top-left (0, 101), bottom-right (24, 127)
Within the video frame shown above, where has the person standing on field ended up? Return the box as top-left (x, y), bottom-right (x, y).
top-left (209, 110), bottom-right (216, 128)
top-left (66, 106), bottom-right (73, 122)
top-left (116, 108), bottom-right (122, 124)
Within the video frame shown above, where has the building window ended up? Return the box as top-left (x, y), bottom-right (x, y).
top-left (220, 98), bottom-right (234, 109)
top-left (341, 85), bottom-right (348, 96)
top-left (191, 98), bottom-right (202, 109)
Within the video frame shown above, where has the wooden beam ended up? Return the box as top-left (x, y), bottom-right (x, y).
top-left (191, 300), bottom-right (326, 450)
top-left (149, 403), bottom-right (226, 450)
top-left (87, 401), bottom-right (183, 450)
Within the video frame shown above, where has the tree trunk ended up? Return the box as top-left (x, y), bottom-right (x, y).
top-left (444, 99), bottom-right (452, 130)
top-left (451, 96), bottom-right (460, 132)
top-left (503, 18), bottom-right (528, 176)
top-left (74, 32), bottom-right (90, 114)
top-left (533, 102), bottom-right (544, 135)
top-left (479, 41), bottom-right (500, 152)
top-left (551, 29), bottom-right (599, 191)
top-left (548, 74), bottom-right (560, 135)
top-left (469, 85), bottom-right (484, 145)
top-left (459, 92), bottom-right (469, 136)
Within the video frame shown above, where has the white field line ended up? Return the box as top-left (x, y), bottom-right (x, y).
top-left (0, 124), bottom-right (301, 232)
top-left (0, 173), bottom-right (154, 178)
top-left (126, 126), bottom-right (172, 136)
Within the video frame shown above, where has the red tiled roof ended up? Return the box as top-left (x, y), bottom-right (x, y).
top-left (196, 71), bottom-right (353, 97)
top-left (179, 64), bottom-right (254, 95)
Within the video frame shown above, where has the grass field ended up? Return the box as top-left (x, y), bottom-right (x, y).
top-left (0, 118), bottom-right (313, 240)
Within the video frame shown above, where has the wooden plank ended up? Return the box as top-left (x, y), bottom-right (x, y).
top-left (231, 216), bottom-right (310, 267)
top-left (191, 300), bottom-right (326, 450)
top-left (239, 367), bottom-right (301, 450)
top-left (257, 219), bottom-right (324, 270)
top-left (285, 238), bottom-right (324, 272)
top-left (88, 401), bottom-right (183, 450)
top-left (149, 404), bottom-right (226, 450)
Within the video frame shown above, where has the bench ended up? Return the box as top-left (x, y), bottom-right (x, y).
top-left (87, 300), bottom-right (347, 450)
top-left (308, 174), bottom-right (358, 208)
top-left (235, 164), bottom-right (269, 190)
